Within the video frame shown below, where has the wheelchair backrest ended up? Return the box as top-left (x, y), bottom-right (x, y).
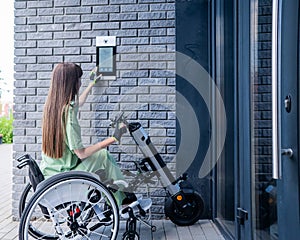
top-left (17, 154), bottom-right (45, 191)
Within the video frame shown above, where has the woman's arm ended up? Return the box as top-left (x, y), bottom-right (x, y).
top-left (78, 82), bottom-right (94, 107)
top-left (74, 137), bottom-right (117, 160)
top-left (79, 71), bottom-right (102, 107)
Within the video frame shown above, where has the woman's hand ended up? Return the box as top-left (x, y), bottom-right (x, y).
top-left (112, 122), bottom-right (127, 143)
top-left (89, 66), bottom-right (102, 85)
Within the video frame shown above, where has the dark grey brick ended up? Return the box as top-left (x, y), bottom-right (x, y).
top-left (14, 33), bottom-right (25, 41)
top-left (121, 53), bottom-right (149, 61)
top-left (138, 45), bottom-right (166, 52)
top-left (13, 119), bottom-right (36, 128)
top-left (64, 55), bottom-right (91, 63)
top-left (82, 30), bottom-right (109, 39)
top-left (14, 136), bottom-right (36, 144)
top-left (93, 5), bottom-right (120, 13)
top-left (54, 0), bottom-right (81, 7)
top-left (138, 61), bottom-right (167, 69)
top-left (150, 20), bottom-right (175, 28)
top-left (138, 12), bottom-right (166, 20)
top-left (139, 78), bottom-right (166, 85)
top-left (109, 29), bottom-right (137, 37)
top-left (37, 72), bottom-right (52, 79)
top-left (14, 81), bottom-right (26, 88)
top-left (13, 111), bottom-right (25, 120)
top-left (54, 15), bottom-right (80, 24)
top-left (14, 72), bottom-right (37, 81)
top-left (65, 23), bottom-right (92, 31)
top-left (110, 0), bottom-right (136, 4)
top-left (15, 40), bottom-right (37, 48)
top-left (66, 7), bottom-right (92, 14)
top-left (27, 32), bottom-right (53, 40)
top-left (14, 49), bottom-right (26, 56)
top-left (26, 96), bottom-right (47, 104)
top-left (93, 22), bottom-right (120, 30)
top-left (37, 56), bottom-right (63, 63)
top-left (27, 48), bottom-right (53, 56)
top-left (37, 8), bottom-right (64, 16)
top-left (37, 40), bottom-right (62, 48)
top-left (38, 24), bottom-right (64, 32)
top-left (14, 88), bottom-right (36, 96)
top-left (27, 16), bottom-right (53, 24)
top-left (14, 25), bottom-right (36, 32)
top-left (81, 14), bottom-right (108, 22)
top-left (14, 17), bottom-right (26, 25)
top-left (27, 0), bottom-right (53, 8)
top-left (54, 31), bottom-right (80, 39)
top-left (121, 21), bottom-right (149, 29)
top-left (121, 37), bottom-right (149, 45)
top-left (15, 9), bottom-right (37, 17)
top-left (150, 3), bottom-right (175, 11)
top-left (81, 46), bottom-right (96, 55)
top-left (121, 4), bottom-right (149, 12)
top-left (116, 61), bottom-right (137, 70)
top-left (54, 47), bottom-right (81, 55)
top-left (139, 0), bottom-right (166, 3)
top-left (82, 0), bottom-right (108, 5)
top-left (14, 1), bottom-right (26, 9)
top-left (64, 39), bottom-right (92, 47)
top-left (15, 56), bottom-right (37, 64)
top-left (150, 36), bottom-right (175, 44)
top-left (138, 28), bottom-right (166, 36)
top-left (110, 13), bottom-right (137, 21)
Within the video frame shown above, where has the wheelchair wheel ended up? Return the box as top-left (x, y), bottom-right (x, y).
top-left (19, 183), bottom-right (34, 218)
top-left (19, 171), bottom-right (119, 240)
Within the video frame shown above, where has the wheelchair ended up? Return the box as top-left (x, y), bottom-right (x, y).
top-left (17, 114), bottom-right (205, 239)
top-left (17, 155), bottom-right (120, 240)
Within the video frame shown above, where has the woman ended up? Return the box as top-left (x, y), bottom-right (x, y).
top-left (40, 62), bottom-right (127, 206)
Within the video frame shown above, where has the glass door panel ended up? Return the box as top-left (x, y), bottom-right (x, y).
top-left (214, 0), bottom-right (235, 237)
top-left (250, 0), bottom-right (278, 239)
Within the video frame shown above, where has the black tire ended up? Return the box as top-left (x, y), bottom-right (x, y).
top-left (19, 183), bottom-right (54, 239)
top-left (122, 231), bottom-right (139, 240)
top-left (19, 183), bottom-right (33, 218)
top-left (164, 191), bottom-right (204, 226)
top-left (19, 171), bottom-right (119, 240)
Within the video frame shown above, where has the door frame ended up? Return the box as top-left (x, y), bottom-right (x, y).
top-left (236, 0), bottom-right (253, 239)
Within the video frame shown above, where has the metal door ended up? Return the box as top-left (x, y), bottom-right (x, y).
top-left (272, 0), bottom-right (300, 238)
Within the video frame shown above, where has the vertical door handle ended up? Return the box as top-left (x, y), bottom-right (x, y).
top-left (272, 0), bottom-right (282, 179)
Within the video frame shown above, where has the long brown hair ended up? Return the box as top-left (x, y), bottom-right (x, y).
top-left (42, 63), bottom-right (83, 158)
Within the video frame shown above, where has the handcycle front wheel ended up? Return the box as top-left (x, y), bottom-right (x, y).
top-left (19, 171), bottom-right (119, 240)
top-left (164, 191), bottom-right (204, 226)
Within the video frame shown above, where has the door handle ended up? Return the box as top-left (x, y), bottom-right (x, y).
top-left (281, 148), bottom-right (293, 158)
top-left (272, 0), bottom-right (282, 179)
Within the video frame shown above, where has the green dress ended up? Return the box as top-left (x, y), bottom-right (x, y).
top-left (40, 102), bottom-right (125, 205)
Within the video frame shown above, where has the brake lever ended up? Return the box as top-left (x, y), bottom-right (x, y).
top-left (110, 112), bottom-right (129, 128)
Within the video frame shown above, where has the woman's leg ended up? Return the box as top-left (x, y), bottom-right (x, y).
top-left (73, 149), bottom-right (126, 205)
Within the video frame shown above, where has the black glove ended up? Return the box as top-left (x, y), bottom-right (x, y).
top-left (112, 122), bottom-right (127, 142)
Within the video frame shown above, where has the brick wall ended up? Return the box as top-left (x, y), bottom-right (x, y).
top-left (13, 0), bottom-right (175, 219)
